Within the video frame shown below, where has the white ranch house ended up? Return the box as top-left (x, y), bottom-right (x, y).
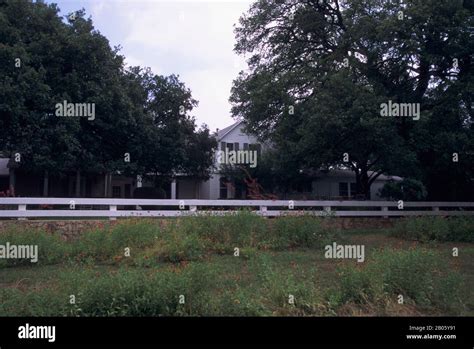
top-left (0, 120), bottom-right (400, 200)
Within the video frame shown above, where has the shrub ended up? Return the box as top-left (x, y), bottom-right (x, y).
top-left (0, 287), bottom-right (68, 316)
top-left (137, 229), bottom-right (207, 263)
top-left (445, 217), bottom-right (474, 242)
top-left (391, 216), bottom-right (450, 242)
top-left (392, 216), bottom-right (473, 242)
top-left (374, 249), bottom-right (443, 305)
top-left (72, 219), bottom-right (160, 262)
top-left (210, 287), bottom-right (269, 316)
top-left (337, 264), bottom-right (383, 304)
top-left (379, 178), bottom-right (427, 201)
top-left (179, 210), bottom-right (267, 247)
top-left (0, 226), bottom-right (68, 267)
top-left (335, 248), bottom-right (463, 311)
top-left (267, 215), bottom-right (336, 250)
top-left (64, 263), bottom-right (217, 316)
top-left (250, 253), bottom-right (322, 315)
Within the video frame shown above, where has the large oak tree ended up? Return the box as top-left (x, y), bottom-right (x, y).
top-left (231, 0), bottom-right (473, 199)
top-left (0, 0), bottom-right (216, 196)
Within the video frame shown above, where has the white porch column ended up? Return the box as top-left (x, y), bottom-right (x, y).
top-left (135, 175), bottom-right (143, 210)
top-left (136, 175), bottom-right (142, 188)
top-left (9, 168), bottom-right (16, 193)
top-left (171, 179), bottom-right (177, 199)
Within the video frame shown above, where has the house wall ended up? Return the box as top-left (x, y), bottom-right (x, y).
top-left (312, 176), bottom-right (389, 200)
top-left (209, 174), bottom-right (221, 199)
top-left (198, 177), bottom-right (212, 199)
top-left (370, 181), bottom-right (387, 200)
top-left (177, 178), bottom-right (199, 199)
top-left (218, 125), bottom-right (258, 150)
top-left (109, 175), bottom-right (136, 198)
top-left (215, 125), bottom-right (259, 168)
top-left (8, 171), bottom-right (136, 198)
top-left (211, 123), bottom-right (260, 199)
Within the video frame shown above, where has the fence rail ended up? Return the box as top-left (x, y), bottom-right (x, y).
top-left (0, 198), bottom-right (474, 219)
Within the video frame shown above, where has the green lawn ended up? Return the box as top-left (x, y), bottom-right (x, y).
top-left (0, 214), bottom-right (473, 316)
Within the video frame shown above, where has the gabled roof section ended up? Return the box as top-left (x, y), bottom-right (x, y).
top-left (217, 120), bottom-right (244, 141)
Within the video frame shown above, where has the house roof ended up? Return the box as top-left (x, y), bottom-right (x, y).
top-left (216, 120), bottom-right (244, 141)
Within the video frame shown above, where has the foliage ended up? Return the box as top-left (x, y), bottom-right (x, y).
top-left (392, 216), bottom-right (474, 242)
top-left (379, 178), bottom-right (428, 201)
top-left (336, 249), bottom-right (463, 311)
top-left (0, 1), bottom-right (216, 185)
top-left (230, 0), bottom-right (474, 200)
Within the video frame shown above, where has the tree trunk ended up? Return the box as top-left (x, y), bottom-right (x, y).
top-left (355, 169), bottom-right (371, 200)
top-left (75, 170), bottom-right (81, 197)
top-left (43, 170), bottom-right (49, 197)
top-left (104, 173), bottom-right (108, 197)
top-left (9, 168), bottom-right (15, 193)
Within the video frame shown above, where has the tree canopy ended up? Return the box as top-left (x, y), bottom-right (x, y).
top-left (231, 0), bottom-right (473, 200)
top-left (0, 0), bottom-right (216, 187)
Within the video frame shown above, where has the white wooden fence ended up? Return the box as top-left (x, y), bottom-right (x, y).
top-left (0, 198), bottom-right (473, 219)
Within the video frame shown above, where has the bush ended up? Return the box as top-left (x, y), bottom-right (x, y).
top-left (72, 219), bottom-right (161, 262)
top-left (338, 264), bottom-right (383, 304)
top-left (336, 248), bottom-right (462, 311)
top-left (379, 178), bottom-right (427, 201)
top-left (267, 215), bottom-right (336, 250)
top-left (209, 287), bottom-right (269, 316)
top-left (0, 263), bottom-right (218, 316)
top-left (0, 288), bottom-right (69, 316)
top-left (445, 217), bottom-right (474, 242)
top-left (179, 210), bottom-right (267, 247)
top-left (250, 253), bottom-right (322, 315)
top-left (137, 228), bottom-right (207, 263)
top-left (392, 216), bottom-right (473, 242)
top-left (0, 226), bottom-right (68, 267)
top-left (68, 263), bottom-right (217, 316)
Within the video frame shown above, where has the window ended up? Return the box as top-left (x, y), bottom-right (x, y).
top-left (226, 143), bottom-right (234, 151)
top-left (220, 142), bottom-right (226, 151)
top-left (112, 186), bottom-right (121, 198)
top-left (243, 143), bottom-right (249, 150)
top-left (219, 177), bottom-right (228, 199)
top-left (125, 184), bottom-right (131, 198)
top-left (234, 142), bottom-right (239, 151)
top-left (350, 183), bottom-right (357, 197)
top-left (339, 182), bottom-right (348, 197)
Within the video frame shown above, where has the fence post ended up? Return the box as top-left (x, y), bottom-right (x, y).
top-left (259, 206), bottom-right (267, 216)
top-left (323, 206), bottom-right (331, 216)
top-left (109, 205), bottom-right (117, 221)
top-left (382, 206), bottom-right (388, 219)
top-left (189, 205), bottom-right (197, 213)
top-left (18, 204), bottom-right (27, 221)
top-left (432, 207), bottom-right (440, 215)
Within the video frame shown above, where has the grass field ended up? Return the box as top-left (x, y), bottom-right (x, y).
top-left (0, 213), bottom-right (473, 316)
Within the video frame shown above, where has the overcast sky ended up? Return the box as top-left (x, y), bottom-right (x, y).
top-left (47, 0), bottom-right (253, 132)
